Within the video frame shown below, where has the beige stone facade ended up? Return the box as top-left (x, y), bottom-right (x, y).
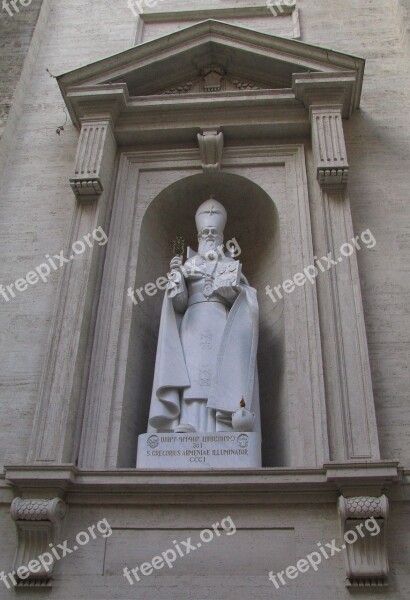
top-left (0, 1), bottom-right (409, 598)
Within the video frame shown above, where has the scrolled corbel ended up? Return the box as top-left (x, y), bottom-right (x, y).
top-left (338, 495), bottom-right (389, 587)
top-left (9, 497), bottom-right (67, 588)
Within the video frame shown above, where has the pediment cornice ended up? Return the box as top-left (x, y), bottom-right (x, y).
top-left (58, 20), bottom-right (365, 130)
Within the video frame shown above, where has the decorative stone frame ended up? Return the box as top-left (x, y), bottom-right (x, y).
top-left (5, 18), bottom-right (399, 588)
top-left (135, 2), bottom-right (301, 45)
top-left (76, 144), bottom-right (327, 470)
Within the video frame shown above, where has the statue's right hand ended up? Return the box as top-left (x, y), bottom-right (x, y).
top-left (170, 256), bottom-right (183, 271)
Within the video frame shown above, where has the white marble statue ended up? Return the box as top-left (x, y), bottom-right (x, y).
top-left (147, 198), bottom-right (260, 434)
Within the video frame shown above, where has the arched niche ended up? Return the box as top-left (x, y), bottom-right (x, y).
top-left (122, 171), bottom-right (285, 467)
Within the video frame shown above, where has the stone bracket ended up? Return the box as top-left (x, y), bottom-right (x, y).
top-left (311, 106), bottom-right (349, 187)
top-left (338, 495), bottom-right (389, 587)
top-left (69, 118), bottom-right (114, 200)
top-left (197, 128), bottom-right (224, 172)
top-left (10, 497), bottom-right (67, 588)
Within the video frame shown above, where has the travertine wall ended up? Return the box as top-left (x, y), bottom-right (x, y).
top-left (0, 1), bottom-right (409, 598)
top-left (0, 0), bottom-right (136, 470)
top-left (0, 0), bottom-right (47, 181)
top-left (0, 0), bottom-right (43, 139)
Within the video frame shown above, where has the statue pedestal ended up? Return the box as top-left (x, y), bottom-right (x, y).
top-left (136, 432), bottom-right (262, 469)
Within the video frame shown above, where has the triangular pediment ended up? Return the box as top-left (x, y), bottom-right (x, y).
top-left (58, 19), bottom-right (364, 106)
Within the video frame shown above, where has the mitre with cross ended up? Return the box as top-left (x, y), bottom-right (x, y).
top-left (184, 197), bottom-right (242, 291)
top-left (195, 197), bottom-right (227, 233)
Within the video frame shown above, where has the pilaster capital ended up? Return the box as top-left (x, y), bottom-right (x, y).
top-left (310, 104), bottom-right (349, 188)
top-left (69, 117), bottom-right (116, 200)
top-left (292, 72), bottom-right (356, 188)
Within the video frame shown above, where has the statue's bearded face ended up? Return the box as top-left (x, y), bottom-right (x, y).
top-left (198, 226), bottom-right (223, 257)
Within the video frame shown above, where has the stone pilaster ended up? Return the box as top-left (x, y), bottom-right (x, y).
top-left (27, 117), bottom-right (117, 465)
top-left (318, 185), bottom-right (380, 460)
top-left (301, 92), bottom-right (380, 461)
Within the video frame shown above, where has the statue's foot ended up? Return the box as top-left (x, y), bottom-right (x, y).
top-left (174, 423), bottom-right (197, 433)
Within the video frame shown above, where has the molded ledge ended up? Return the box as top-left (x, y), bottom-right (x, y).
top-left (4, 461), bottom-right (400, 504)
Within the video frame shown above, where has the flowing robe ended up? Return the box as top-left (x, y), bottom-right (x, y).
top-left (147, 251), bottom-right (260, 433)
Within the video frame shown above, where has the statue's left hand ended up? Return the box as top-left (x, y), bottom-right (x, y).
top-left (217, 285), bottom-right (240, 302)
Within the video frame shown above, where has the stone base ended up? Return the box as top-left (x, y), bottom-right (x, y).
top-left (136, 432), bottom-right (262, 469)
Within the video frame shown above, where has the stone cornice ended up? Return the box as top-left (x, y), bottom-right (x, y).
top-left (64, 84), bottom-right (307, 136)
top-left (293, 71), bottom-right (361, 118)
top-left (61, 80), bottom-right (358, 146)
top-left (4, 462), bottom-right (399, 504)
top-left (57, 20), bottom-right (364, 88)
top-left (64, 84), bottom-right (129, 127)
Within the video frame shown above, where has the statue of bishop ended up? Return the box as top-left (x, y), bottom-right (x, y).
top-left (147, 198), bottom-right (260, 434)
